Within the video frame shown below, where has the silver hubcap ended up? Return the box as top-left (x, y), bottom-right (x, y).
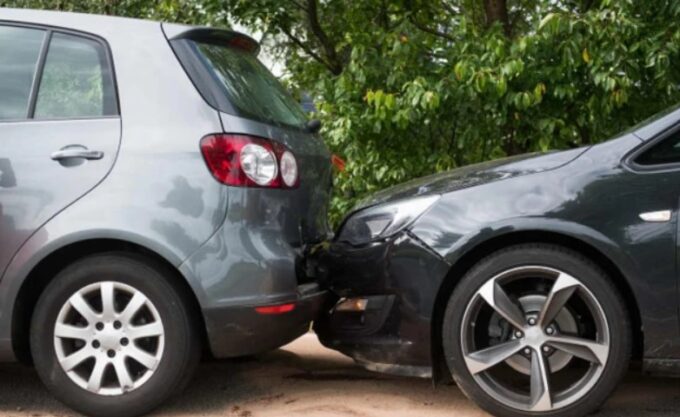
top-left (460, 266), bottom-right (610, 412)
top-left (54, 281), bottom-right (165, 396)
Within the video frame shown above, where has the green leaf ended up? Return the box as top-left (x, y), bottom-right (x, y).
top-left (534, 83), bottom-right (546, 102)
top-left (582, 48), bottom-right (591, 64)
top-left (454, 61), bottom-right (467, 81)
top-left (539, 13), bottom-right (557, 30)
top-left (496, 76), bottom-right (508, 96)
top-left (385, 94), bottom-right (395, 110)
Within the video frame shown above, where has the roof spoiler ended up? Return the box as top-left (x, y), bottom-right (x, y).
top-left (164, 25), bottom-right (260, 55)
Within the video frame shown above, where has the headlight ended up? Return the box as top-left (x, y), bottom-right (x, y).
top-left (337, 195), bottom-right (440, 245)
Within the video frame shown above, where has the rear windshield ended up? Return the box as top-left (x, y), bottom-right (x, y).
top-left (189, 40), bottom-right (308, 129)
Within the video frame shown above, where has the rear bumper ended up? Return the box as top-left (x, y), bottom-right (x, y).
top-left (178, 207), bottom-right (332, 358)
top-left (204, 283), bottom-right (327, 357)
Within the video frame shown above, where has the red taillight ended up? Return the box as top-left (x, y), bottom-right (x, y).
top-left (255, 303), bottom-right (296, 315)
top-left (229, 37), bottom-right (259, 53)
top-left (200, 134), bottom-right (299, 188)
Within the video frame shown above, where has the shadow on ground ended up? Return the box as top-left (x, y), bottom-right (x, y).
top-left (0, 335), bottom-right (678, 417)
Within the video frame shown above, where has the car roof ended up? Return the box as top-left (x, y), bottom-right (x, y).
top-left (0, 7), bottom-right (255, 47)
top-left (634, 103), bottom-right (680, 141)
top-left (0, 7), bottom-right (164, 34)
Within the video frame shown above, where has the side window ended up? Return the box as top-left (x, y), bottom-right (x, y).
top-left (34, 33), bottom-right (117, 119)
top-left (636, 130), bottom-right (680, 166)
top-left (0, 26), bottom-right (46, 120)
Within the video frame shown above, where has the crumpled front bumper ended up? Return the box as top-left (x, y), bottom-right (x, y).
top-left (313, 232), bottom-right (451, 372)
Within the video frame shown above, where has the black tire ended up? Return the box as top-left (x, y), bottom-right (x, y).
top-left (31, 252), bottom-right (201, 417)
top-left (443, 244), bottom-right (631, 417)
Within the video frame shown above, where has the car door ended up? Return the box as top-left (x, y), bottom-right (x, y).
top-left (0, 24), bottom-right (121, 277)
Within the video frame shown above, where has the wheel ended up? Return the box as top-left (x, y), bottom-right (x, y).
top-left (443, 244), bottom-right (631, 417)
top-left (31, 253), bottom-right (200, 417)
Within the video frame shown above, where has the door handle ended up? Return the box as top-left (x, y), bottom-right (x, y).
top-left (51, 148), bottom-right (104, 161)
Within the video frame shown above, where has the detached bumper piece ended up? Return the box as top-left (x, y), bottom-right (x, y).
top-left (204, 283), bottom-right (326, 358)
top-left (318, 295), bottom-right (395, 337)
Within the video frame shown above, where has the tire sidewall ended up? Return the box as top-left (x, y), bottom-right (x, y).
top-left (31, 253), bottom-right (197, 417)
top-left (443, 244), bottom-right (631, 417)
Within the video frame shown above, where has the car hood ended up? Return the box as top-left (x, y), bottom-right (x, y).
top-left (354, 147), bottom-right (589, 211)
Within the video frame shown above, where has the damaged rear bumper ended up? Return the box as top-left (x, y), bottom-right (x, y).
top-left (204, 282), bottom-right (326, 357)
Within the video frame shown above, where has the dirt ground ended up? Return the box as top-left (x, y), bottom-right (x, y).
top-left (0, 333), bottom-right (679, 417)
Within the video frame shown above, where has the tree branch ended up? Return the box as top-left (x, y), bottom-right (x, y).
top-left (378, 0), bottom-right (389, 30)
top-left (279, 26), bottom-right (338, 73)
top-left (582, 0), bottom-right (595, 12)
top-left (403, 1), bottom-right (457, 43)
top-left (285, 0), bottom-right (308, 12)
top-left (305, 0), bottom-right (343, 75)
top-left (408, 15), bottom-right (457, 42)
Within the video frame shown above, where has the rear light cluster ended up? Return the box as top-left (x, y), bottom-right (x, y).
top-left (200, 134), bottom-right (299, 188)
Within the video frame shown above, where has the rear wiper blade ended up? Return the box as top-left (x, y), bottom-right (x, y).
top-left (305, 119), bottom-right (322, 134)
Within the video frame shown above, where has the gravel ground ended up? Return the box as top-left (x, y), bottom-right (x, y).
top-left (0, 333), bottom-right (679, 417)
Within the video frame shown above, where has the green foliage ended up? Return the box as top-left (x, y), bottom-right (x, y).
top-left (6, 0), bottom-right (680, 226)
top-left (237, 0), bottom-right (680, 225)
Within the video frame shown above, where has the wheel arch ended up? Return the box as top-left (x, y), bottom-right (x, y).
top-left (430, 230), bottom-right (644, 383)
top-left (11, 238), bottom-right (208, 364)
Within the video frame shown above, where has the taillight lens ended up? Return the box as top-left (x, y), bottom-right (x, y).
top-left (240, 143), bottom-right (278, 185)
top-left (200, 134), bottom-right (299, 188)
top-left (279, 151), bottom-right (298, 187)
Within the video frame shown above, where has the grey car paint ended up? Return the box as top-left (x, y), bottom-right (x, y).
top-left (0, 118), bottom-right (121, 280)
top-left (0, 9), bottom-right (331, 361)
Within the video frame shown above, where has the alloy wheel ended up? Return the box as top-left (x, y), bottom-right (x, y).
top-left (460, 266), bottom-right (610, 412)
top-left (53, 281), bottom-right (165, 396)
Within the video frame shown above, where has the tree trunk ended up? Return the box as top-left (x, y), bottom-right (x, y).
top-left (306, 0), bottom-right (343, 75)
top-left (483, 0), bottom-right (511, 36)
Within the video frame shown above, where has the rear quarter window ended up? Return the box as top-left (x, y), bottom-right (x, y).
top-left (635, 129), bottom-right (680, 166)
top-left (34, 32), bottom-right (117, 119)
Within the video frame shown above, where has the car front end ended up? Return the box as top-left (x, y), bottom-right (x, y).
top-left (314, 195), bottom-right (450, 375)
top-left (314, 148), bottom-right (591, 374)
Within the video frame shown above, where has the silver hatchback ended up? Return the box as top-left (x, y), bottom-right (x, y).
top-left (0, 8), bottom-right (331, 417)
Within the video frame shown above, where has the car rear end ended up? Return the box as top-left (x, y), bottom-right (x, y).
top-left (164, 25), bottom-right (333, 357)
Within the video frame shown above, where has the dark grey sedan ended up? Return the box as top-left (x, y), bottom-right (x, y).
top-left (316, 104), bottom-right (680, 417)
top-left (0, 8), bottom-right (330, 417)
